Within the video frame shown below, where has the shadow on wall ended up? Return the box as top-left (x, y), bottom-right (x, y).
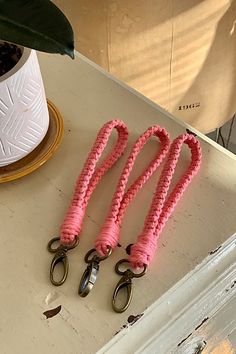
top-left (175, 0), bottom-right (236, 132)
top-left (52, 0), bottom-right (205, 68)
top-left (52, 0), bottom-right (236, 133)
top-left (53, 0), bottom-right (206, 35)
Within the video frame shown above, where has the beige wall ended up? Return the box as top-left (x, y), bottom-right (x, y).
top-left (54, 0), bottom-right (236, 133)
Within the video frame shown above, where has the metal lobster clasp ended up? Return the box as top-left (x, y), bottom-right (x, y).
top-left (47, 236), bottom-right (79, 286)
top-left (112, 259), bottom-right (147, 313)
top-left (78, 247), bottom-right (112, 297)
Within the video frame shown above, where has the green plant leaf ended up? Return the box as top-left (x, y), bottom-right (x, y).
top-left (0, 0), bottom-right (74, 58)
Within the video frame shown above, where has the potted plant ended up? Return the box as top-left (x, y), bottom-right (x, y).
top-left (0, 0), bottom-right (74, 166)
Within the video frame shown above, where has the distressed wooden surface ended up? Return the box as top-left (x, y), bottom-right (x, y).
top-left (100, 233), bottom-right (236, 353)
top-left (0, 52), bottom-right (236, 354)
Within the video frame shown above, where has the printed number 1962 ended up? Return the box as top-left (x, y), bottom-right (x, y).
top-left (178, 102), bottom-right (200, 110)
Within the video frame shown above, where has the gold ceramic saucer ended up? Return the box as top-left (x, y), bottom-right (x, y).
top-left (0, 99), bottom-right (64, 183)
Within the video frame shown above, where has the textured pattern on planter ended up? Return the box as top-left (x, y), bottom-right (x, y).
top-left (0, 50), bottom-right (49, 167)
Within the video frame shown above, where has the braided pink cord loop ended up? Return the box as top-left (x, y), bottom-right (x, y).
top-left (60, 120), bottom-right (129, 245)
top-left (129, 133), bottom-right (202, 268)
top-left (95, 126), bottom-right (170, 255)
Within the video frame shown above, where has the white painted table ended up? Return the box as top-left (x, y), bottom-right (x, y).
top-left (0, 52), bottom-right (236, 354)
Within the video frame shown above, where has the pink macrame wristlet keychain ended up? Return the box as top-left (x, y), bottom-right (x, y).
top-left (78, 125), bottom-right (170, 296)
top-left (111, 133), bottom-right (202, 312)
top-left (47, 120), bottom-right (129, 286)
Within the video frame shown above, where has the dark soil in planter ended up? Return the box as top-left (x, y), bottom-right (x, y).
top-left (0, 42), bottom-right (22, 77)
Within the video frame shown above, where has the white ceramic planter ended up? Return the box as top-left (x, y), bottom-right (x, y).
top-left (0, 47), bottom-right (49, 166)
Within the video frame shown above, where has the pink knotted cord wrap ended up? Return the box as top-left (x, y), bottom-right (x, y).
top-left (95, 125), bottom-right (170, 256)
top-left (60, 120), bottom-right (129, 245)
top-left (129, 133), bottom-right (202, 269)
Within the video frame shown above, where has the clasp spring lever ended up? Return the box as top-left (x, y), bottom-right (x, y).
top-left (79, 247), bottom-right (112, 297)
top-left (112, 259), bottom-right (147, 313)
top-left (48, 236), bottom-right (79, 286)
